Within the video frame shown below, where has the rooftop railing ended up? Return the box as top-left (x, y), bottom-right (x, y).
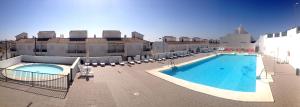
top-left (0, 68), bottom-right (71, 91)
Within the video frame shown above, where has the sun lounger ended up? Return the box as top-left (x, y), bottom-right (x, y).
top-left (147, 55), bottom-right (154, 62)
top-left (142, 56), bottom-right (149, 63)
top-left (134, 55), bottom-right (142, 64)
top-left (78, 65), bottom-right (94, 77)
top-left (109, 57), bottom-right (116, 66)
top-left (97, 57), bottom-right (105, 67)
top-left (92, 59), bottom-right (98, 67)
top-left (85, 62), bottom-right (90, 66)
top-left (128, 57), bottom-right (135, 65)
top-left (135, 60), bottom-right (141, 64)
top-left (120, 61), bottom-right (126, 66)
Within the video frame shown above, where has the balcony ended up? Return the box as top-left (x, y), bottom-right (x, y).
top-left (107, 49), bottom-right (124, 53)
top-left (10, 48), bottom-right (16, 51)
top-left (67, 50), bottom-right (86, 53)
top-left (33, 49), bottom-right (47, 52)
top-left (143, 48), bottom-right (151, 51)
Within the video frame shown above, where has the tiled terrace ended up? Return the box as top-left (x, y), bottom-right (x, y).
top-left (0, 54), bottom-right (300, 107)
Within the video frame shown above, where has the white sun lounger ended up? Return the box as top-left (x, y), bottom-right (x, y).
top-left (128, 57), bottom-right (135, 65)
top-left (109, 57), bottom-right (116, 66)
top-left (142, 56), bottom-right (149, 63)
top-left (134, 55), bottom-right (142, 64)
top-left (135, 60), bottom-right (141, 64)
top-left (92, 59), bottom-right (98, 67)
top-left (99, 57), bottom-right (106, 67)
top-left (147, 55), bottom-right (154, 62)
top-left (120, 61), bottom-right (126, 66)
top-left (79, 65), bottom-right (94, 77)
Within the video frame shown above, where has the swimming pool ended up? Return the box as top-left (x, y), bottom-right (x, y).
top-left (162, 54), bottom-right (256, 92)
top-left (14, 64), bottom-right (63, 74)
top-left (4, 64), bottom-right (65, 81)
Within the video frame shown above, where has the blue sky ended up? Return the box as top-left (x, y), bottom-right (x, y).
top-left (0, 0), bottom-right (299, 41)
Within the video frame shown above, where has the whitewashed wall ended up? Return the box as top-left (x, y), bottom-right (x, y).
top-left (22, 55), bottom-right (76, 65)
top-left (258, 27), bottom-right (300, 69)
top-left (0, 56), bottom-right (22, 68)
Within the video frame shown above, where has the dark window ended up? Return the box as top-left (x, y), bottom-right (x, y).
top-left (281, 31), bottom-right (287, 36)
top-left (67, 43), bottom-right (86, 53)
top-left (106, 38), bottom-right (122, 41)
top-left (37, 38), bottom-right (50, 41)
top-left (69, 38), bottom-right (86, 41)
top-left (108, 43), bottom-right (124, 53)
top-left (297, 27), bottom-right (300, 34)
top-left (274, 33), bottom-right (280, 37)
top-left (267, 34), bottom-right (273, 38)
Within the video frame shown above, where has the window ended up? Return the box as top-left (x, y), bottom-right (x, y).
top-left (281, 31), bottom-right (287, 36)
top-left (297, 27), bottom-right (300, 34)
top-left (267, 34), bottom-right (273, 38)
top-left (274, 33), bottom-right (280, 37)
top-left (67, 43), bottom-right (86, 53)
top-left (108, 43), bottom-right (124, 53)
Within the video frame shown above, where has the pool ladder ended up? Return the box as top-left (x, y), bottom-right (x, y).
top-left (170, 59), bottom-right (177, 72)
top-left (257, 68), bottom-right (267, 79)
top-left (170, 59), bottom-right (175, 67)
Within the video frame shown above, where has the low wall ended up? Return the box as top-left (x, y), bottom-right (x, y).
top-left (70, 57), bottom-right (80, 81)
top-left (22, 55), bottom-right (76, 65)
top-left (0, 56), bottom-right (22, 68)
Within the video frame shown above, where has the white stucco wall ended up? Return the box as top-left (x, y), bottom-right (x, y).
top-left (257, 27), bottom-right (300, 69)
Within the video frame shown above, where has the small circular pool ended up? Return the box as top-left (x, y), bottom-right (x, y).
top-left (14, 64), bottom-right (63, 74)
top-left (4, 64), bottom-right (65, 81)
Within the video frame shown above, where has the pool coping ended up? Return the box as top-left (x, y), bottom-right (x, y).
top-left (146, 53), bottom-right (274, 102)
top-left (3, 63), bottom-right (70, 81)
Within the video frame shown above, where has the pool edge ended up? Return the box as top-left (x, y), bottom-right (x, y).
top-left (146, 54), bottom-right (274, 102)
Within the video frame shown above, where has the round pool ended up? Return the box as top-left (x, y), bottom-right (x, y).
top-left (14, 64), bottom-right (63, 74)
top-left (4, 64), bottom-right (65, 81)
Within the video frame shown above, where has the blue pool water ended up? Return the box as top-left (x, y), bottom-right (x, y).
top-left (14, 64), bottom-right (63, 74)
top-left (163, 54), bottom-right (256, 92)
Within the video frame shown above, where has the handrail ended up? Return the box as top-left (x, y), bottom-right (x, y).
top-left (257, 68), bottom-right (267, 79)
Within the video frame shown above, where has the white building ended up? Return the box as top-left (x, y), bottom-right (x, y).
top-left (220, 25), bottom-right (255, 50)
top-left (15, 32), bottom-right (28, 41)
top-left (179, 37), bottom-right (191, 42)
top-left (70, 30), bottom-right (87, 38)
top-left (102, 30), bottom-right (121, 39)
top-left (257, 26), bottom-right (300, 69)
top-left (38, 31), bottom-right (56, 39)
top-left (15, 30), bottom-right (152, 59)
top-left (152, 36), bottom-right (219, 53)
top-left (132, 31), bottom-right (144, 40)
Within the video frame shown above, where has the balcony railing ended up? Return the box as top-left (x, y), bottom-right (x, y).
top-left (107, 50), bottom-right (124, 53)
top-left (67, 50), bottom-right (86, 53)
top-left (143, 48), bottom-right (151, 51)
top-left (33, 49), bottom-right (47, 52)
top-left (10, 48), bottom-right (16, 51)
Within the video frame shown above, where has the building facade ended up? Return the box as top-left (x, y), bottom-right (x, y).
top-left (220, 26), bottom-right (255, 50)
top-left (15, 30), bottom-right (152, 59)
top-left (152, 36), bottom-right (219, 54)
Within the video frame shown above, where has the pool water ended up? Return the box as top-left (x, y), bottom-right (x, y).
top-left (14, 64), bottom-right (63, 75)
top-left (163, 54), bottom-right (256, 92)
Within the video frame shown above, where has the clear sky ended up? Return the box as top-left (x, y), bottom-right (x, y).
top-left (0, 0), bottom-right (299, 41)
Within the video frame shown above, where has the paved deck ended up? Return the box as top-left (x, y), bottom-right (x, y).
top-left (0, 54), bottom-right (300, 107)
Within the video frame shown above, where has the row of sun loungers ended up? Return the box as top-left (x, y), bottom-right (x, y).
top-left (83, 56), bottom-right (125, 67)
top-left (82, 51), bottom-right (194, 67)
